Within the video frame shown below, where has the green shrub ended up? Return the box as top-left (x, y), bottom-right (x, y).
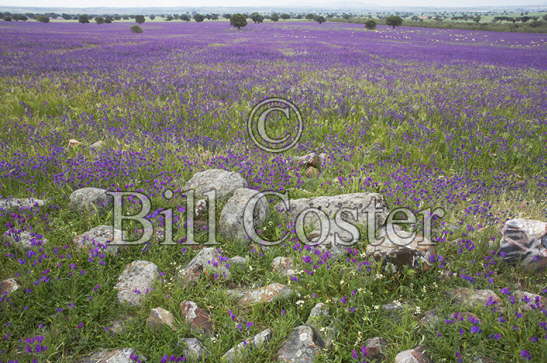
top-left (36, 15), bottom-right (49, 23)
top-left (135, 15), bottom-right (145, 24)
top-left (130, 25), bottom-right (143, 33)
top-left (365, 19), bottom-right (377, 30)
top-left (95, 16), bottom-right (104, 24)
top-left (386, 15), bottom-right (403, 28)
top-left (230, 14), bottom-right (247, 29)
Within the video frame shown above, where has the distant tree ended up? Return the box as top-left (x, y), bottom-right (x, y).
top-left (223, 14), bottom-right (231, 20)
top-left (543, 14), bottom-right (547, 21)
top-left (473, 16), bottom-right (481, 23)
top-left (280, 13), bottom-right (290, 20)
top-left (270, 13), bottom-right (280, 22)
top-left (130, 25), bottom-right (143, 33)
top-left (342, 13), bottom-right (352, 20)
top-left (250, 12), bottom-right (264, 24)
top-left (210, 13), bottom-right (219, 20)
top-left (193, 14), bottom-right (205, 22)
top-left (230, 13), bottom-right (247, 29)
top-left (364, 19), bottom-right (377, 30)
top-left (314, 15), bottom-right (326, 24)
top-left (3, 16), bottom-right (11, 21)
top-left (180, 14), bottom-right (190, 21)
top-left (78, 15), bottom-right (90, 23)
top-left (95, 16), bottom-right (104, 24)
top-left (294, 14), bottom-right (303, 19)
top-left (104, 16), bottom-right (112, 23)
top-left (385, 15), bottom-right (403, 28)
top-left (305, 13), bottom-right (315, 20)
top-left (135, 15), bottom-right (145, 24)
top-left (149, 15), bottom-right (155, 20)
top-left (36, 15), bottom-right (50, 23)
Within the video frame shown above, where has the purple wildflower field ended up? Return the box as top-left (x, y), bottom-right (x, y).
top-left (0, 20), bottom-right (546, 362)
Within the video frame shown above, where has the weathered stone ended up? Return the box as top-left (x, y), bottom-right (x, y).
top-left (114, 261), bottom-right (159, 306)
top-left (184, 169), bottom-right (247, 200)
top-left (363, 337), bottom-right (388, 359)
top-left (275, 193), bottom-right (388, 255)
top-left (177, 248), bottom-right (231, 285)
top-left (69, 187), bottom-right (112, 214)
top-left (420, 310), bottom-right (440, 328)
top-left (89, 140), bottom-right (105, 151)
top-left (226, 283), bottom-right (293, 307)
top-left (499, 218), bottom-right (546, 272)
top-left (306, 303), bottom-right (335, 348)
top-left (79, 348), bottom-right (143, 363)
top-left (304, 167), bottom-right (320, 178)
top-left (219, 188), bottom-right (269, 244)
top-left (514, 290), bottom-right (544, 311)
top-left (366, 224), bottom-right (435, 269)
top-left (277, 325), bottom-right (324, 363)
top-left (146, 307), bottom-right (175, 331)
top-left (272, 256), bottom-right (296, 277)
top-left (180, 300), bottom-right (213, 334)
top-left (228, 256), bottom-right (248, 265)
top-left (221, 329), bottom-right (272, 362)
top-left (178, 338), bottom-right (206, 360)
top-left (381, 301), bottom-right (404, 313)
top-left (0, 198), bottom-right (45, 211)
top-left (0, 278), bottom-right (19, 296)
top-left (3, 230), bottom-right (47, 249)
top-left (447, 288), bottom-right (502, 310)
top-left (295, 153), bottom-right (322, 169)
top-left (394, 346), bottom-right (431, 363)
top-left (68, 139), bottom-right (82, 148)
top-left (73, 225), bottom-right (122, 255)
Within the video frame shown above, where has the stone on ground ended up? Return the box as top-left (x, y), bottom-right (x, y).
top-left (183, 169), bottom-right (247, 200)
top-left (3, 230), bottom-right (47, 249)
top-left (219, 187), bottom-right (269, 244)
top-left (275, 193), bottom-right (388, 255)
top-left (499, 218), bottom-right (546, 272)
top-left (146, 307), bottom-right (176, 331)
top-left (73, 225), bottom-right (122, 255)
top-left (447, 288), bottom-right (502, 310)
top-left (277, 325), bottom-right (324, 363)
top-left (114, 261), bottom-right (159, 306)
top-left (221, 328), bottom-right (272, 362)
top-left (180, 300), bottom-right (213, 334)
top-left (177, 247), bottom-right (231, 285)
top-left (363, 337), bottom-right (388, 359)
top-left (394, 346), bottom-right (431, 363)
top-left (272, 256), bottom-right (296, 277)
top-left (79, 348), bottom-right (143, 363)
top-left (226, 283), bottom-right (293, 306)
top-left (178, 338), bottom-right (206, 360)
top-left (69, 187), bottom-right (113, 214)
top-left (0, 278), bottom-right (19, 296)
top-left (0, 198), bottom-right (45, 211)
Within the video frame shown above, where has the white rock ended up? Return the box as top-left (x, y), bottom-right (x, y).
top-left (114, 261), bottom-right (159, 306)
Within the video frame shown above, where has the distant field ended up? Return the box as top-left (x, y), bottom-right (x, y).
top-left (0, 21), bottom-right (545, 362)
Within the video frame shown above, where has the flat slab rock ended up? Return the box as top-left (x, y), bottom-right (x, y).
top-left (114, 261), bottom-right (159, 306)
top-left (184, 169), bottom-right (247, 200)
top-left (226, 283), bottom-right (293, 306)
top-left (73, 225), bottom-right (122, 255)
top-left (272, 256), bottom-right (296, 277)
top-left (180, 300), bottom-right (213, 334)
top-left (447, 288), bottom-right (502, 310)
top-left (275, 192), bottom-right (388, 255)
top-left (499, 218), bottom-right (546, 272)
top-left (0, 198), bottom-right (45, 211)
top-left (366, 224), bottom-right (435, 269)
top-left (69, 187), bottom-right (113, 214)
top-left (277, 325), bottom-right (324, 363)
top-left (79, 348), bottom-right (143, 363)
top-left (177, 247), bottom-right (231, 284)
top-left (219, 187), bottom-right (269, 244)
top-left (3, 230), bottom-right (47, 249)
top-left (221, 328), bottom-right (272, 362)
top-left (394, 346), bottom-right (431, 363)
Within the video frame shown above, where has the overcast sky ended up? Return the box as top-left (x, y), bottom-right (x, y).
top-left (0, 1), bottom-right (545, 8)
